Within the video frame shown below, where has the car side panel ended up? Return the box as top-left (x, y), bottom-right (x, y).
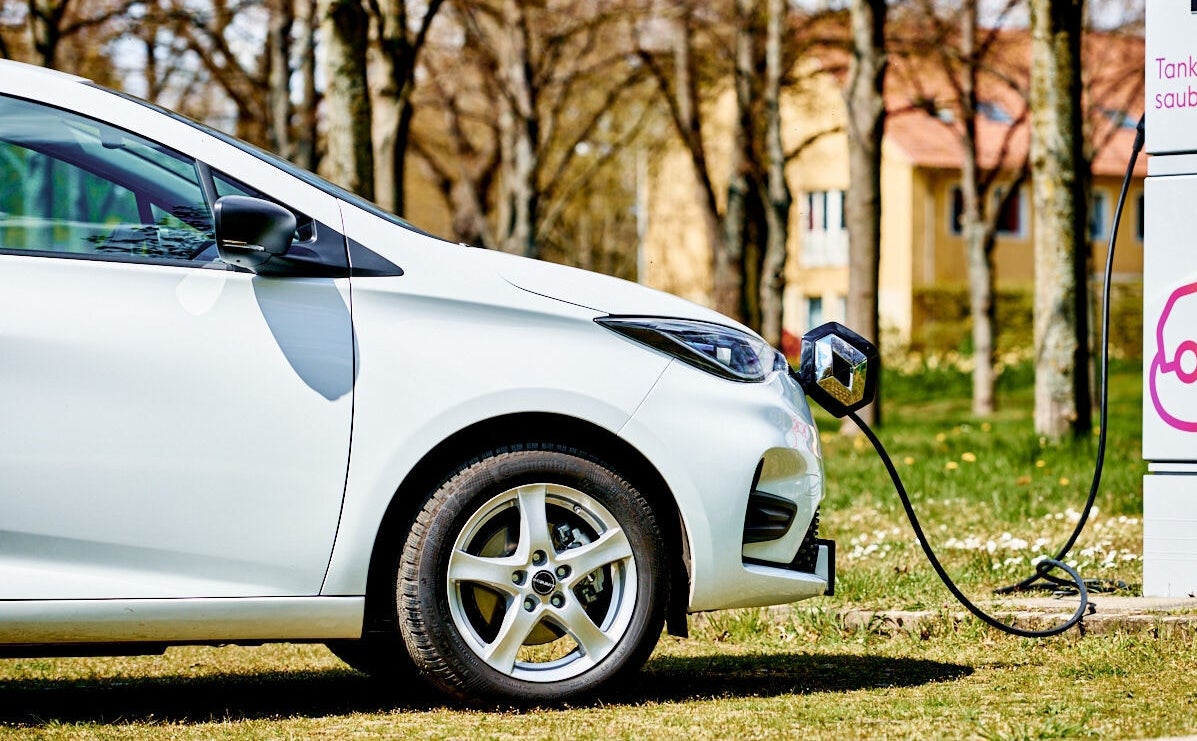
top-left (0, 597), bottom-right (362, 643)
top-left (320, 204), bottom-right (672, 596)
top-left (0, 257), bottom-right (353, 598)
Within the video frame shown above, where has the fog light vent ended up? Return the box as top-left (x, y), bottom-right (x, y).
top-left (789, 510), bottom-right (822, 574)
top-left (743, 491), bottom-right (798, 543)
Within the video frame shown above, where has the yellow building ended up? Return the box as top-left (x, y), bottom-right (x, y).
top-left (640, 32), bottom-right (1145, 347)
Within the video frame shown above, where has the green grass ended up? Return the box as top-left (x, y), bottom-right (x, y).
top-left (2, 625), bottom-right (1196, 739)
top-left (818, 360), bottom-right (1145, 608)
top-left (1, 361), bottom-right (1189, 739)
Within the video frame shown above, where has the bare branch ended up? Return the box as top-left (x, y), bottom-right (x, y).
top-left (783, 125), bottom-right (844, 163)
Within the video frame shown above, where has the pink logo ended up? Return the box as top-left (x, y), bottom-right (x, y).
top-left (1150, 282), bottom-right (1197, 432)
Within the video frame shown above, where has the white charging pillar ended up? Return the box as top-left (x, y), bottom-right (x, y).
top-left (1142, 1), bottom-right (1197, 597)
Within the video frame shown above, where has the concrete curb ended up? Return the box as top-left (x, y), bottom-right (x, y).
top-left (837, 596), bottom-right (1197, 636)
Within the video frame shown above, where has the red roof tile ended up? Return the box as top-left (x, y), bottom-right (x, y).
top-left (873, 27), bottom-right (1145, 178)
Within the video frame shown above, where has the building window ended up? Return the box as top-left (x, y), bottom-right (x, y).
top-left (950, 187), bottom-right (965, 234)
top-left (807, 296), bottom-right (824, 329)
top-left (977, 100), bottom-right (1013, 124)
top-left (804, 190), bottom-right (845, 232)
top-left (949, 184), bottom-right (1025, 237)
top-left (1089, 190), bottom-right (1109, 241)
top-left (800, 189), bottom-right (848, 267)
top-left (805, 191), bottom-right (822, 230)
top-left (993, 186), bottom-right (1023, 236)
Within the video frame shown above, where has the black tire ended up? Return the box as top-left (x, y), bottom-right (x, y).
top-left (398, 445), bottom-right (666, 704)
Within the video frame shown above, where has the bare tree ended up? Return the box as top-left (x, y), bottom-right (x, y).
top-left (320, 0), bottom-right (374, 199)
top-left (1030, 0), bottom-right (1089, 437)
top-left (638, 2), bottom-right (730, 310)
top-left (758, 0), bottom-right (792, 347)
top-left (0, 0), bottom-right (132, 82)
top-left (897, 0), bottom-right (1030, 417)
top-left (148, 0), bottom-right (308, 158)
top-left (26, 0), bottom-right (139, 70)
top-left (294, 0), bottom-right (320, 170)
top-left (640, 0), bottom-right (837, 338)
top-left (366, 0), bottom-right (445, 215)
top-left (267, 0), bottom-right (296, 160)
top-left (414, 0), bottom-right (651, 261)
top-left (843, 0), bottom-right (887, 427)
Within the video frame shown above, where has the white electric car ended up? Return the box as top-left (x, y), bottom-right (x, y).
top-left (0, 59), bottom-right (841, 703)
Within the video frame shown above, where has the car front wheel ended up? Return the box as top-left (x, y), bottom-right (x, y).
top-left (398, 445), bottom-right (665, 704)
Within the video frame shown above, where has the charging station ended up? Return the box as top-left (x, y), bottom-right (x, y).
top-left (1142, 1), bottom-right (1197, 597)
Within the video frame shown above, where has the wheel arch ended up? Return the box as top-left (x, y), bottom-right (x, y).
top-left (359, 412), bottom-right (691, 639)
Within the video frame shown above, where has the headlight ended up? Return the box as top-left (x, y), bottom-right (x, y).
top-left (596, 316), bottom-right (787, 382)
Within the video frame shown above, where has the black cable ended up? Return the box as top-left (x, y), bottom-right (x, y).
top-left (995, 113), bottom-right (1146, 598)
top-left (844, 115), bottom-right (1146, 637)
top-left (848, 408), bottom-right (1089, 637)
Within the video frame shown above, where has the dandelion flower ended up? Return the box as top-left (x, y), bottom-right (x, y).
top-left (1035, 460), bottom-right (1046, 468)
top-left (945, 461), bottom-right (959, 471)
top-left (903, 456), bottom-right (915, 465)
top-left (1059, 477), bottom-right (1070, 486)
top-left (961, 452), bottom-right (977, 463)
top-left (936, 432), bottom-right (947, 443)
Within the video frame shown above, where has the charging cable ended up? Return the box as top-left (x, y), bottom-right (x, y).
top-left (846, 115), bottom-right (1146, 637)
top-left (995, 114), bottom-right (1146, 600)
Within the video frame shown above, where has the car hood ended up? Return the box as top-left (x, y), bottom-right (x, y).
top-left (482, 248), bottom-right (745, 330)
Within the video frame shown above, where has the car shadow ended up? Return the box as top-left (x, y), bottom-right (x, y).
top-left (617, 651), bottom-right (973, 703)
top-left (0, 652), bottom-right (971, 725)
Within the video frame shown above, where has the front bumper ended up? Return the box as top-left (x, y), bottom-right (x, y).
top-left (618, 361), bottom-right (833, 612)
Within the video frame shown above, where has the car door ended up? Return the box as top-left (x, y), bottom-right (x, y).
top-left (0, 94), bottom-right (354, 599)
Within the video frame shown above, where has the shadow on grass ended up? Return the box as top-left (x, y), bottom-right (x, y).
top-left (624, 651), bottom-right (973, 702)
top-left (0, 652), bottom-right (971, 725)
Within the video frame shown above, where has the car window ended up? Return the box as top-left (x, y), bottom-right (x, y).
top-left (0, 95), bottom-right (216, 263)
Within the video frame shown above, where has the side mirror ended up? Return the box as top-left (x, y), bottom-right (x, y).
top-left (213, 195), bottom-right (296, 273)
top-left (795, 322), bottom-right (880, 418)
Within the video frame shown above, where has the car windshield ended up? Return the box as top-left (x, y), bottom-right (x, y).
top-left (99, 85), bottom-right (439, 241)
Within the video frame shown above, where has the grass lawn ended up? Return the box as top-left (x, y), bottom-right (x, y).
top-left (3, 362), bottom-right (1194, 740)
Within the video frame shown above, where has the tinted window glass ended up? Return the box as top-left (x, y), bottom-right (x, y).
top-left (0, 95), bottom-right (215, 262)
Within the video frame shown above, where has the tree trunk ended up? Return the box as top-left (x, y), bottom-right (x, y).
top-left (319, 0), bottom-right (374, 200)
top-left (28, 0), bottom-right (66, 68)
top-left (1030, 0), bottom-right (1090, 438)
top-left (720, 0), bottom-right (754, 324)
top-left (963, 219), bottom-right (997, 415)
top-left (644, 5), bottom-right (728, 313)
top-left (493, 0), bottom-right (539, 257)
top-left (843, 0), bottom-right (887, 428)
top-left (371, 0), bottom-right (444, 216)
top-left (758, 0), bottom-right (791, 348)
top-left (295, 0), bottom-right (320, 171)
top-left (958, 0), bottom-right (999, 417)
top-left (267, 0), bottom-right (295, 160)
